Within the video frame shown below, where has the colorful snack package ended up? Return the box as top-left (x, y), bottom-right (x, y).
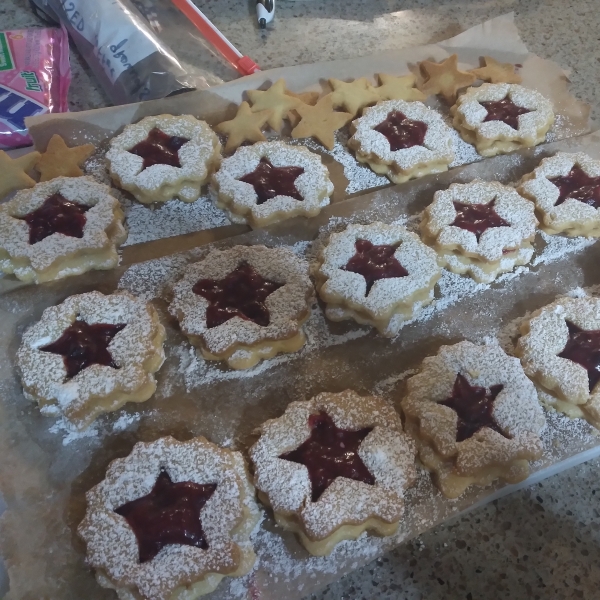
top-left (0, 26), bottom-right (71, 149)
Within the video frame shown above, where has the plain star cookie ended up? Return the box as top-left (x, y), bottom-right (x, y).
top-left (315, 222), bottom-right (441, 337)
top-left (169, 245), bottom-right (313, 370)
top-left (211, 141), bottom-right (333, 228)
top-left (348, 99), bottom-right (454, 184)
top-left (401, 341), bottom-right (545, 499)
top-left (470, 56), bottom-right (522, 84)
top-left (16, 290), bottom-right (165, 429)
top-left (0, 176), bottom-right (127, 284)
top-left (35, 134), bottom-right (95, 181)
top-left (214, 101), bottom-right (273, 153)
top-left (450, 83), bottom-right (554, 157)
top-left (375, 73), bottom-right (426, 102)
top-left (107, 114), bottom-right (221, 204)
top-left (420, 180), bottom-right (538, 283)
top-left (246, 79), bottom-right (302, 132)
top-left (249, 389), bottom-right (416, 556)
top-left (0, 149), bottom-right (40, 199)
top-left (329, 77), bottom-right (380, 117)
top-left (518, 152), bottom-right (600, 237)
top-left (516, 296), bottom-right (600, 429)
top-left (78, 436), bottom-right (260, 600)
top-left (417, 54), bottom-right (476, 103)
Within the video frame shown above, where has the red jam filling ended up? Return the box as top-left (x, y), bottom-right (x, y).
top-left (40, 320), bottom-right (126, 379)
top-left (450, 199), bottom-right (510, 241)
top-left (238, 158), bottom-right (305, 205)
top-left (373, 110), bottom-right (428, 151)
top-left (558, 320), bottom-right (600, 393)
top-left (129, 127), bottom-right (190, 170)
top-left (549, 166), bottom-right (600, 209)
top-left (440, 373), bottom-right (507, 442)
top-left (480, 97), bottom-right (531, 130)
top-left (192, 261), bottom-right (283, 329)
top-left (115, 469), bottom-right (217, 564)
top-left (344, 239), bottom-right (408, 295)
top-left (19, 193), bottom-right (90, 245)
top-left (279, 412), bottom-right (374, 502)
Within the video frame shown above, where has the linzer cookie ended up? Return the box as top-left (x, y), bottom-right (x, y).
top-left (421, 180), bottom-right (538, 283)
top-left (169, 245), bottom-right (313, 370)
top-left (315, 222), bottom-right (441, 337)
top-left (348, 99), bottom-right (454, 184)
top-left (78, 436), bottom-right (260, 600)
top-left (249, 390), bottom-right (416, 556)
top-left (16, 290), bottom-right (166, 430)
top-left (107, 114), bottom-right (221, 204)
top-left (0, 176), bottom-right (127, 284)
top-left (401, 341), bottom-right (545, 499)
top-left (518, 152), bottom-right (600, 237)
top-left (451, 83), bottom-right (554, 157)
top-left (211, 141), bottom-right (333, 228)
top-left (516, 296), bottom-right (600, 429)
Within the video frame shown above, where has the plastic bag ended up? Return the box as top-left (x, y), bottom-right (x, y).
top-left (0, 25), bottom-right (70, 149)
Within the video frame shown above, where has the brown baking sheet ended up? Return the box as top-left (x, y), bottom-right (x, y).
top-left (2, 131), bottom-right (600, 599)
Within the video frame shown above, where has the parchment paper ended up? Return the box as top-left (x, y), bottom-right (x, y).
top-left (21, 12), bottom-right (591, 247)
top-left (2, 131), bottom-right (600, 599)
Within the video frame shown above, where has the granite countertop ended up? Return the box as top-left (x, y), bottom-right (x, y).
top-left (2, 0), bottom-right (600, 599)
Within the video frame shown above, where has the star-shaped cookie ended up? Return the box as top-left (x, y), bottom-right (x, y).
top-left (375, 73), bottom-right (426, 102)
top-left (291, 93), bottom-right (353, 150)
top-left (329, 77), bottom-right (380, 116)
top-left (0, 150), bottom-right (40, 200)
top-left (470, 56), bottom-right (522, 84)
top-left (418, 54), bottom-right (476, 103)
top-left (215, 101), bottom-right (273, 153)
top-left (246, 79), bottom-right (302, 132)
top-left (35, 134), bottom-right (95, 182)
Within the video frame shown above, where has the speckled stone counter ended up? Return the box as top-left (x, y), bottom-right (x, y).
top-left (2, 1), bottom-right (600, 599)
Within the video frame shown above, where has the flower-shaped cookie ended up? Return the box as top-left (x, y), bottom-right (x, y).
top-left (401, 341), bottom-right (545, 499)
top-left (78, 436), bottom-right (260, 600)
top-left (0, 176), bottom-right (126, 284)
top-left (421, 180), bottom-right (538, 283)
top-left (249, 390), bottom-right (416, 556)
top-left (169, 245), bottom-right (313, 370)
top-left (347, 99), bottom-right (454, 184)
top-left (211, 141), bottom-right (333, 228)
top-left (518, 152), bottom-right (600, 237)
top-left (16, 290), bottom-right (166, 429)
top-left (107, 114), bottom-right (221, 204)
top-left (315, 222), bottom-right (441, 337)
top-left (516, 296), bottom-right (600, 429)
top-left (451, 83), bottom-right (554, 157)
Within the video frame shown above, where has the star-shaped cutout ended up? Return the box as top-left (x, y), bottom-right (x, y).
top-left (35, 134), bottom-right (95, 182)
top-left (0, 149), bottom-right (40, 200)
top-left (291, 93), bottom-right (353, 150)
top-left (246, 79), bottom-right (302, 132)
top-left (115, 469), bottom-right (217, 563)
top-left (238, 157), bottom-right (304, 204)
top-left (279, 412), bottom-right (375, 502)
top-left (375, 73), bottom-right (426, 102)
top-left (374, 110), bottom-right (428, 151)
top-left (129, 127), bottom-right (190, 170)
top-left (329, 77), bottom-right (380, 117)
top-left (40, 319), bottom-right (126, 379)
top-left (550, 166), bottom-right (600, 208)
top-left (558, 320), bottom-right (600, 393)
top-left (450, 199), bottom-right (510, 241)
top-left (470, 56), bottom-right (522, 84)
top-left (344, 238), bottom-right (408, 294)
top-left (215, 101), bottom-right (273, 153)
top-left (480, 97), bottom-right (531, 130)
top-left (417, 54), bottom-right (476, 103)
top-left (19, 193), bottom-right (91, 244)
top-left (192, 261), bottom-right (283, 329)
top-left (440, 373), bottom-right (507, 442)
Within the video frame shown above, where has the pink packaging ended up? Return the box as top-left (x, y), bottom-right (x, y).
top-left (0, 25), bottom-right (71, 149)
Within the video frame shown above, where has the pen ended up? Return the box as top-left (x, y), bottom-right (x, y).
top-left (256, 0), bottom-right (275, 29)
